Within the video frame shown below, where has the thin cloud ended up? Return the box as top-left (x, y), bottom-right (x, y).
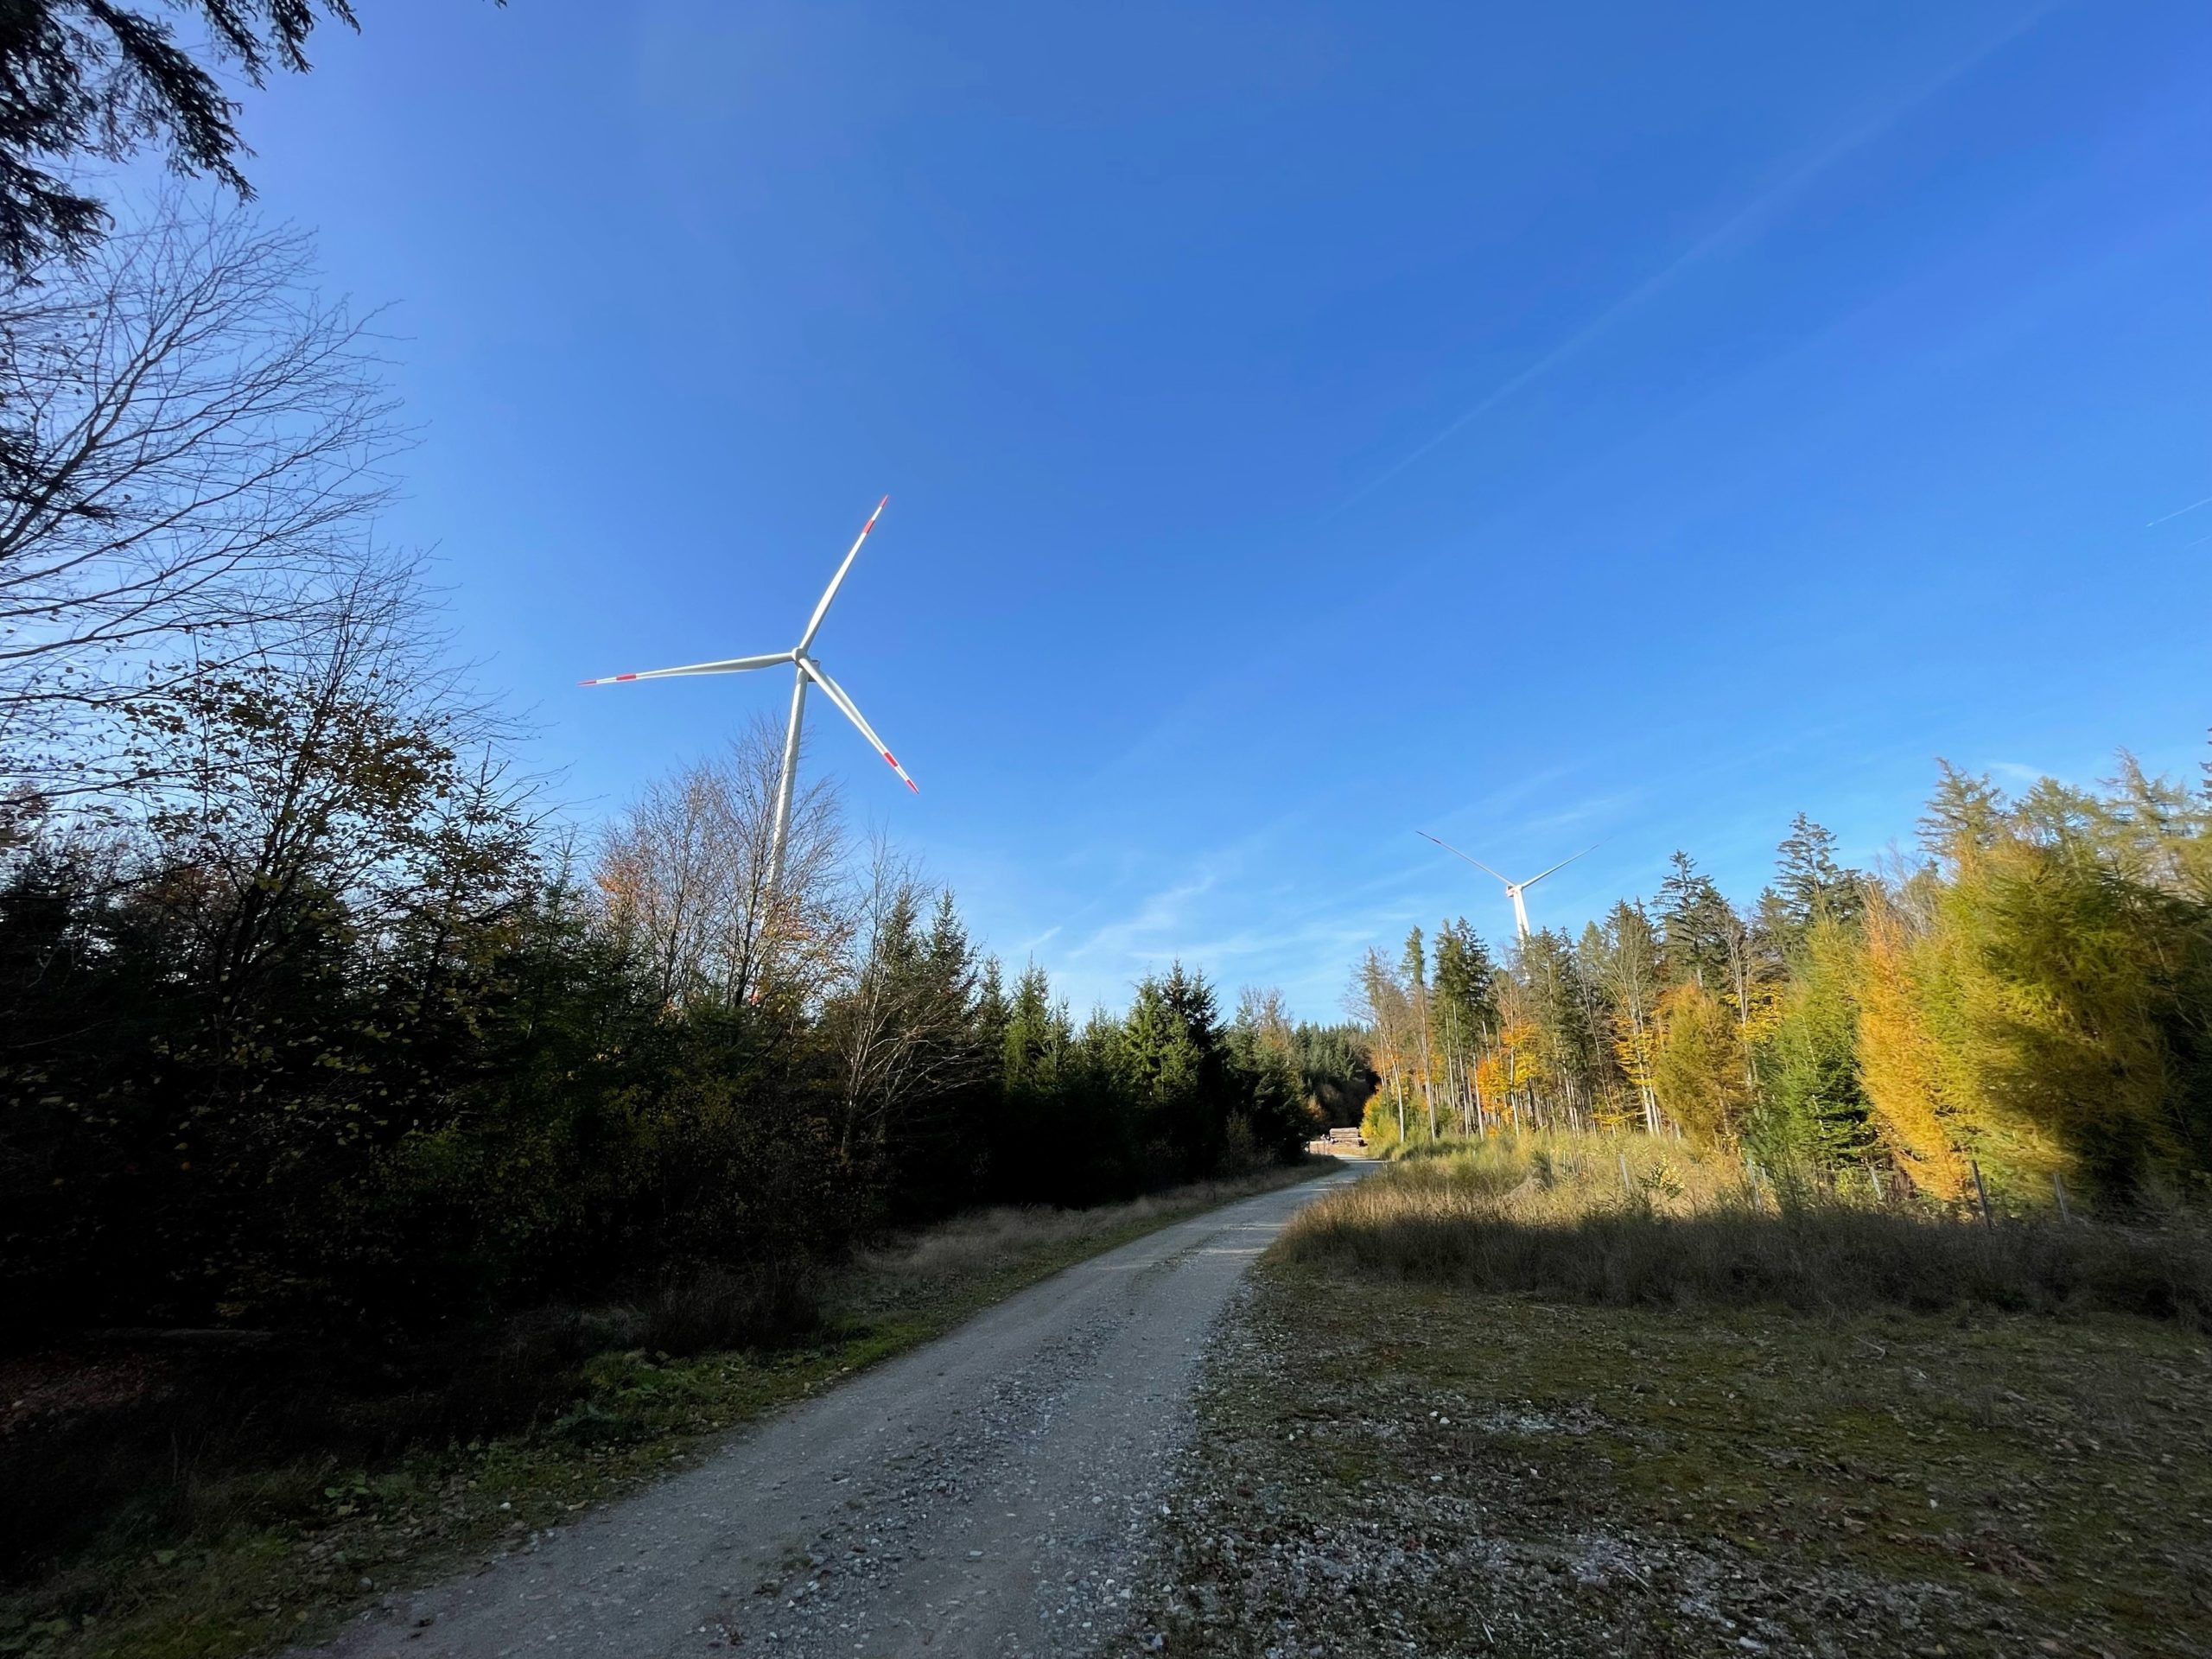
top-left (1336, 3), bottom-right (2059, 511)
top-left (2146, 494), bottom-right (2212, 528)
top-left (1061, 873), bottom-right (1218, 965)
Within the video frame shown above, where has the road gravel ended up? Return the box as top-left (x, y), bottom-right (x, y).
top-left (302, 1163), bottom-right (1363, 1659)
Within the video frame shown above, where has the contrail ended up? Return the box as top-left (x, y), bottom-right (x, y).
top-left (2145, 494), bottom-right (2212, 528)
top-left (1333, 3), bottom-right (2062, 514)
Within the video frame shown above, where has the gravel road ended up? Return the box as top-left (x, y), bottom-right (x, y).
top-left (303, 1165), bottom-right (1363, 1659)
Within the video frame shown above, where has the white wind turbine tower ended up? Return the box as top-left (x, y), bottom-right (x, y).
top-left (581, 497), bottom-right (917, 896)
top-left (1415, 831), bottom-right (1597, 940)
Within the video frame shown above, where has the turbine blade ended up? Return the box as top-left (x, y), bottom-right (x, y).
top-left (795, 496), bottom-right (888, 653)
top-left (799, 658), bottom-right (918, 792)
top-left (1415, 830), bottom-right (1513, 889)
top-left (579, 650), bottom-right (793, 686)
top-left (1520, 842), bottom-right (1602, 889)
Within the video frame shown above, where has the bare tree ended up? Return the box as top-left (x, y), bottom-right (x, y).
top-left (821, 836), bottom-right (988, 1164)
top-left (594, 717), bottom-right (846, 1010)
top-left (0, 200), bottom-right (400, 795)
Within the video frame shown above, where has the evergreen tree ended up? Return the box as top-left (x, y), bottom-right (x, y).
top-left (1294, 1022), bottom-right (1376, 1128)
top-left (1519, 927), bottom-right (1602, 1126)
top-left (1774, 813), bottom-right (1862, 934)
top-left (1431, 918), bottom-right (1497, 1134)
top-left (1917, 762), bottom-right (2006, 860)
top-left (1755, 913), bottom-right (1874, 1171)
top-left (1121, 963), bottom-right (1234, 1180)
top-left (1402, 926), bottom-right (1440, 1140)
top-left (0, 2), bottom-right (451, 273)
top-left (1657, 850), bottom-right (1734, 988)
top-left (1227, 987), bottom-right (1317, 1162)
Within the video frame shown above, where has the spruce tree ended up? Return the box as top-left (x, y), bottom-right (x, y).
top-left (1122, 963), bottom-right (1233, 1179)
top-left (1775, 813), bottom-right (1862, 933)
top-left (1657, 850), bottom-right (1733, 988)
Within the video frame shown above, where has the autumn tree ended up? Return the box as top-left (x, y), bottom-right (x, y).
top-left (1349, 947), bottom-right (1415, 1148)
top-left (594, 718), bottom-right (844, 1011)
top-left (1648, 981), bottom-right (1751, 1147)
top-left (1590, 899), bottom-right (1665, 1133)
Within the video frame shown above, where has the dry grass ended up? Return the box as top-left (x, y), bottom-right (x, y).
top-left (1133, 1135), bottom-right (2212, 1656)
top-left (1281, 1134), bottom-right (2212, 1325)
top-left (846, 1168), bottom-right (1323, 1307)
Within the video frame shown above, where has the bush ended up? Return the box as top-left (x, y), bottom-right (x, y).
top-left (639, 1263), bottom-right (823, 1357)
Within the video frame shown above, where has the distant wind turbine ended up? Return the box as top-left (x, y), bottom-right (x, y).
top-left (582, 497), bottom-right (916, 896)
top-left (1415, 831), bottom-right (1597, 940)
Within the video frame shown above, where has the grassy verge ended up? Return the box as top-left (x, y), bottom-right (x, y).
top-left (1, 1160), bottom-right (1329, 1659)
top-left (1128, 1139), bottom-right (2212, 1658)
top-left (1283, 1135), bottom-right (2212, 1324)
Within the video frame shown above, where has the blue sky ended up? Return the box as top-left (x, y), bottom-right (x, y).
top-left (220, 0), bottom-right (2212, 1017)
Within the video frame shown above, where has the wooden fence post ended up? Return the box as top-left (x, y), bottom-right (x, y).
top-left (1970, 1159), bottom-right (1993, 1229)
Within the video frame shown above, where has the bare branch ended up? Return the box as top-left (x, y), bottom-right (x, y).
top-left (0, 194), bottom-right (405, 796)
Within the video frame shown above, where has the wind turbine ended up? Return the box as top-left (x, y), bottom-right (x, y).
top-left (582, 496), bottom-right (916, 896)
top-left (1415, 831), bottom-right (1596, 940)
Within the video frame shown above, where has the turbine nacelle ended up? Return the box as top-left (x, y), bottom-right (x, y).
top-left (1415, 830), bottom-right (1597, 941)
top-left (581, 497), bottom-right (916, 891)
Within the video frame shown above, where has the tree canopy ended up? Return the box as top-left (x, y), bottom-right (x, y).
top-left (0, 2), bottom-right (500, 273)
top-left (1345, 765), bottom-right (2212, 1215)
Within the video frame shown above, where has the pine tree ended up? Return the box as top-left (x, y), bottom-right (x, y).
top-left (1228, 987), bottom-right (1315, 1161)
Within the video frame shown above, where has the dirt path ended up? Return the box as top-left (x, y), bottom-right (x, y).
top-left (302, 1165), bottom-right (1364, 1659)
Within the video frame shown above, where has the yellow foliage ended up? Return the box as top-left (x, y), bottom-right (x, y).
top-left (1855, 893), bottom-right (1975, 1200)
top-left (1647, 982), bottom-right (1751, 1147)
top-left (1474, 1020), bottom-right (1546, 1109)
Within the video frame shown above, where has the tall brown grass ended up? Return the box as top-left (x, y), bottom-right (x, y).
top-left (1280, 1134), bottom-right (2212, 1326)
